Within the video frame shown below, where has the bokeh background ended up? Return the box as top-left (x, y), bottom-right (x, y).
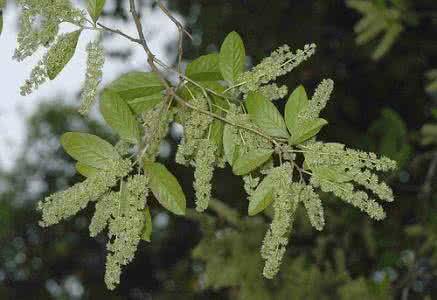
top-left (1, 0), bottom-right (437, 299)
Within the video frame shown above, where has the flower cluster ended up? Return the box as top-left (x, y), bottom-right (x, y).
top-left (143, 102), bottom-right (172, 161)
top-left (238, 44), bottom-right (316, 95)
top-left (176, 95), bottom-right (212, 165)
top-left (193, 139), bottom-right (217, 212)
top-left (79, 41), bottom-right (105, 115)
top-left (14, 0), bottom-right (84, 61)
top-left (303, 142), bottom-right (396, 220)
top-left (298, 79), bottom-right (334, 122)
top-left (105, 175), bottom-right (149, 290)
top-left (261, 163), bottom-right (298, 279)
top-left (224, 104), bottom-right (272, 156)
top-left (38, 159), bottom-right (131, 227)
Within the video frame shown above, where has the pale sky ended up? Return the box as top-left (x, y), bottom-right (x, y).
top-left (0, 1), bottom-right (179, 170)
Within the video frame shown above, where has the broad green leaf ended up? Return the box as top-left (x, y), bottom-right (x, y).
top-left (100, 90), bottom-right (141, 144)
top-left (223, 124), bottom-right (237, 165)
top-left (141, 207), bottom-right (152, 242)
top-left (46, 30), bottom-right (81, 80)
top-left (291, 118), bottom-right (328, 145)
top-left (127, 93), bottom-right (162, 114)
top-left (311, 166), bottom-right (351, 183)
top-left (285, 85), bottom-right (308, 134)
top-left (60, 132), bottom-right (120, 168)
top-left (144, 161), bottom-right (186, 215)
top-left (86, 0), bottom-right (106, 24)
top-left (186, 53), bottom-right (223, 81)
top-left (245, 92), bottom-right (289, 138)
top-left (75, 162), bottom-right (99, 177)
top-left (248, 175), bottom-right (274, 216)
top-left (210, 119), bottom-right (224, 155)
top-left (232, 149), bottom-right (274, 175)
top-left (107, 71), bottom-right (164, 100)
top-left (219, 31), bottom-right (246, 83)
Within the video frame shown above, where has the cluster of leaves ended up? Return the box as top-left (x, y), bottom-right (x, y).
top-left (346, 0), bottom-right (412, 60)
top-left (14, 0), bottom-right (397, 290)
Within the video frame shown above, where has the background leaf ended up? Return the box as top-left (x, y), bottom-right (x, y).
top-left (86, 0), bottom-right (106, 24)
top-left (107, 72), bottom-right (164, 100)
top-left (100, 90), bottom-right (141, 144)
top-left (60, 132), bottom-right (120, 168)
top-left (144, 161), bottom-right (186, 216)
top-left (245, 92), bottom-right (289, 138)
top-left (232, 149), bottom-right (273, 175)
top-left (219, 31), bottom-right (246, 84)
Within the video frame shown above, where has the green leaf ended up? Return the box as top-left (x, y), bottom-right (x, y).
top-left (144, 161), bottom-right (186, 215)
top-left (127, 93), bottom-right (162, 114)
top-left (60, 132), bottom-right (120, 168)
top-left (232, 149), bottom-right (274, 175)
top-left (290, 118), bottom-right (328, 145)
top-left (245, 92), bottom-right (289, 138)
top-left (86, 0), bottom-right (106, 24)
top-left (75, 162), bottom-right (99, 177)
top-left (223, 124), bottom-right (237, 165)
top-left (311, 166), bottom-right (351, 183)
top-left (46, 30), bottom-right (81, 80)
top-left (107, 71), bottom-right (164, 100)
top-left (100, 90), bottom-right (141, 144)
top-left (285, 85), bottom-right (308, 135)
top-left (141, 207), bottom-right (152, 242)
top-left (219, 31), bottom-right (246, 83)
top-left (248, 175), bottom-right (274, 216)
top-left (186, 53), bottom-right (223, 81)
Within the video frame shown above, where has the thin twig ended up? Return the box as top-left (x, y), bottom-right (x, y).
top-left (157, 1), bottom-right (192, 76)
top-left (97, 22), bottom-right (141, 44)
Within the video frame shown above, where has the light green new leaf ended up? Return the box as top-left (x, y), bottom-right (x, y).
top-left (141, 207), bottom-right (152, 242)
top-left (232, 149), bottom-right (274, 175)
top-left (107, 71), bottom-right (164, 100)
top-left (100, 90), bottom-right (141, 144)
top-left (46, 30), bottom-right (81, 80)
top-left (219, 31), bottom-right (246, 84)
top-left (285, 85), bottom-right (308, 134)
top-left (60, 132), bottom-right (120, 168)
top-left (223, 124), bottom-right (237, 165)
top-left (75, 162), bottom-right (99, 178)
top-left (248, 174), bottom-right (274, 216)
top-left (290, 118), bottom-right (328, 145)
top-left (127, 93), bottom-right (162, 114)
top-left (144, 161), bottom-right (186, 215)
top-left (245, 92), bottom-right (289, 138)
top-left (86, 0), bottom-right (106, 24)
top-left (186, 53), bottom-right (223, 81)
